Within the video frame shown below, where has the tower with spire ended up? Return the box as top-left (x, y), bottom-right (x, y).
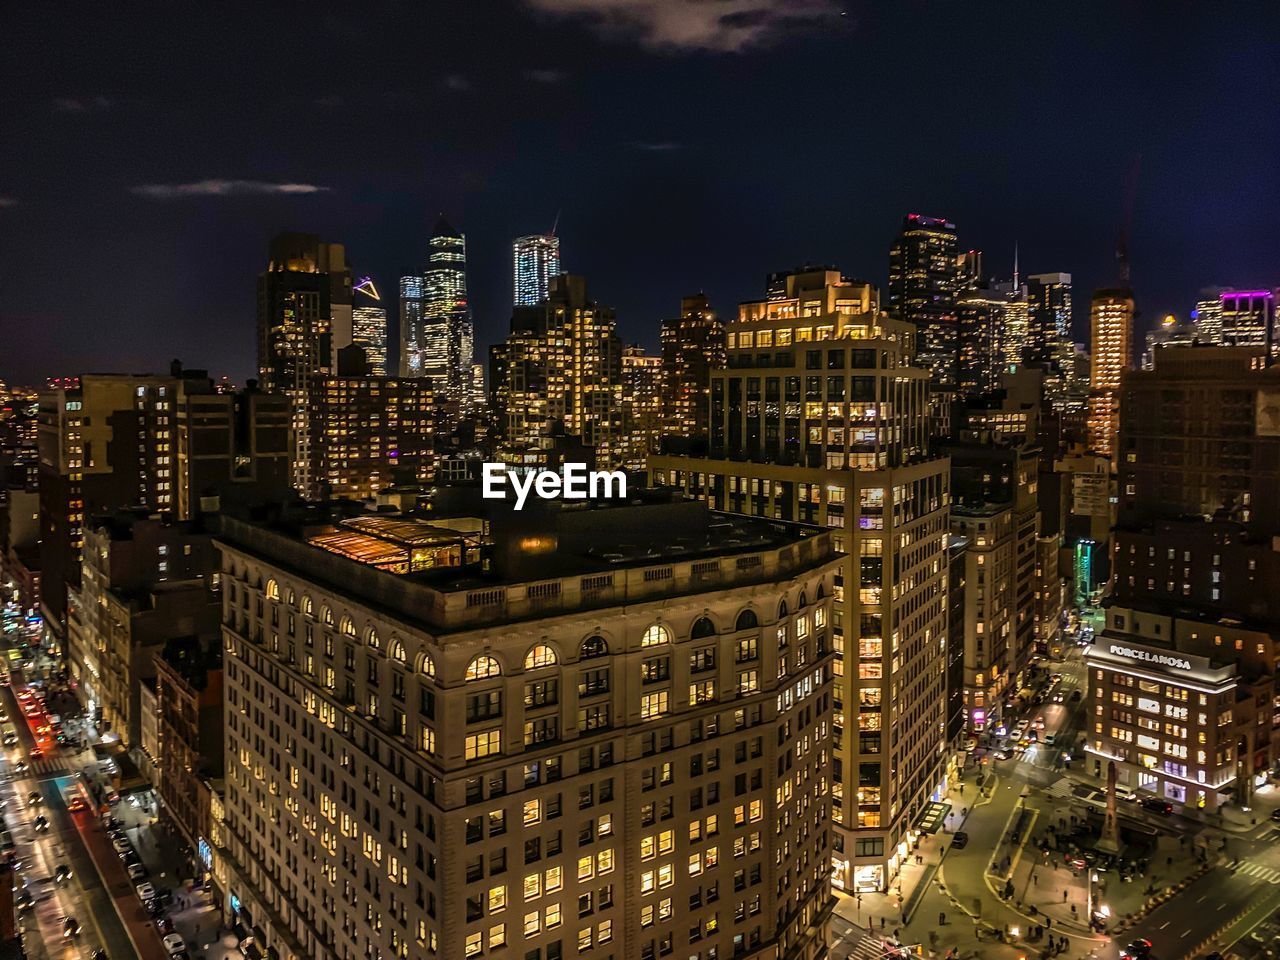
top-left (419, 215), bottom-right (474, 402)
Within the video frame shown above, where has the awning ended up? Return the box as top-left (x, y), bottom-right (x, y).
top-left (916, 801), bottom-right (952, 834)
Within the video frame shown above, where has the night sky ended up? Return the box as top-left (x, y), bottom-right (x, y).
top-left (4, 0), bottom-right (1280, 385)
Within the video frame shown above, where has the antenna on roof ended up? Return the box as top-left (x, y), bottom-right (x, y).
top-left (550, 209), bottom-right (561, 239)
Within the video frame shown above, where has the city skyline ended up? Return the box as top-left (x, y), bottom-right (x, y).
top-left (5, 2), bottom-right (1280, 384)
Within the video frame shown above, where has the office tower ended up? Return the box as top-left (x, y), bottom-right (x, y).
top-left (306, 356), bottom-right (437, 502)
top-left (958, 249), bottom-right (983, 291)
top-left (496, 274), bottom-right (624, 460)
top-left (651, 268), bottom-right (950, 894)
top-left (1219, 289), bottom-right (1274, 349)
top-left (70, 510), bottom-right (220, 748)
top-left (1090, 345), bottom-right (1280, 810)
top-left (216, 496), bottom-right (840, 960)
top-left (257, 233), bottom-right (353, 492)
top-left (351, 277), bottom-right (388, 376)
top-left (1142, 313), bottom-right (1199, 369)
top-left (399, 275), bottom-right (425, 376)
top-left (513, 233), bottom-right (562, 306)
top-left (616, 346), bottom-right (664, 469)
top-left (469, 363), bottom-right (486, 412)
top-left (996, 279), bottom-right (1029, 367)
top-left (888, 214), bottom-right (961, 390)
top-left (1191, 287), bottom-right (1227, 344)
top-left (421, 217), bottom-right (473, 399)
top-left (1025, 273), bottom-right (1073, 363)
top-left (659, 294), bottom-right (726, 439)
top-left (37, 368), bottom-right (290, 652)
top-left (956, 288), bottom-right (1007, 397)
top-left (1086, 287), bottom-right (1134, 457)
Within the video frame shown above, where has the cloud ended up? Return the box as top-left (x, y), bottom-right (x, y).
top-left (131, 180), bottom-right (331, 199)
top-left (444, 74), bottom-right (473, 92)
top-left (525, 68), bottom-right (568, 83)
top-left (0, 197), bottom-right (17, 208)
top-left (522, 0), bottom-right (844, 52)
top-left (632, 140), bottom-right (683, 152)
top-left (53, 96), bottom-right (113, 113)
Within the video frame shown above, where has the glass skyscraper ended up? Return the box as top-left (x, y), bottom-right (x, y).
top-left (512, 233), bottom-right (561, 306)
top-left (422, 216), bottom-right (472, 398)
top-left (398, 275), bottom-right (424, 376)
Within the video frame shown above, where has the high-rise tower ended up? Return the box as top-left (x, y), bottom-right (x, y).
top-left (513, 233), bottom-right (561, 306)
top-left (659, 293), bottom-right (725, 438)
top-left (421, 216), bottom-right (473, 399)
top-left (888, 214), bottom-right (961, 390)
top-left (1087, 288), bottom-right (1134, 457)
top-left (351, 277), bottom-right (387, 375)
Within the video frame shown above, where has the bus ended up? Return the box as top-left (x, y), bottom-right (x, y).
top-left (1, 723), bottom-right (17, 747)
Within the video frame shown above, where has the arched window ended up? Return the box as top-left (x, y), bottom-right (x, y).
top-left (691, 617), bottom-right (716, 640)
top-left (798, 591), bottom-right (808, 609)
top-left (640, 624), bottom-right (671, 648)
top-left (523, 644), bottom-right (558, 670)
top-left (816, 583), bottom-right (826, 600)
top-left (302, 596), bottom-right (314, 617)
top-left (265, 579), bottom-right (280, 601)
top-left (286, 588), bottom-right (297, 607)
top-left (340, 616), bottom-right (356, 637)
top-left (416, 652), bottom-right (437, 679)
top-left (735, 609), bottom-right (758, 631)
top-left (388, 638), bottom-right (407, 664)
top-left (465, 655), bottom-right (501, 682)
top-left (777, 599), bottom-right (789, 618)
top-left (580, 636), bottom-right (609, 660)
top-left (366, 628), bottom-right (382, 651)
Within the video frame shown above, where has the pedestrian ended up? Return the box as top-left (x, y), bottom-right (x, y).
top-left (1033, 872), bottom-right (1038, 887)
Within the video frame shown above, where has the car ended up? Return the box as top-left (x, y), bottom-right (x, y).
top-left (1033, 716), bottom-right (1046, 730)
top-left (952, 831), bottom-right (969, 849)
top-left (65, 794), bottom-right (86, 812)
top-left (101, 813), bottom-right (118, 829)
top-left (1053, 692), bottom-right (1065, 703)
top-left (162, 933), bottom-right (187, 955)
top-left (112, 837), bottom-right (132, 855)
top-left (1270, 809), bottom-right (1280, 823)
top-left (32, 815), bottom-right (48, 832)
top-left (54, 863), bottom-right (72, 883)
top-left (28, 747), bottom-right (41, 760)
top-left (1070, 690), bottom-right (1082, 701)
top-left (1115, 786), bottom-right (1138, 802)
top-left (1120, 939), bottom-right (1153, 960)
top-left (145, 897), bottom-right (166, 917)
top-left (1044, 733), bottom-right (1057, 746)
top-left (1141, 797), bottom-right (1174, 815)
top-left (135, 881), bottom-right (156, 900)
top-left (151, 887), bottom-right (174, 906)
top-left (26, 792), bottom-right (40, 807)
top-left (157, 917), bottom-right (174, 935)
top-left (994, 748), bottom-right (1013, 760)
top-left (1065, 855), bottom-right (1087, 872)
top-left (62, 916), bottom-right (81, 939)
top-left (127, 863), bottom-right (147, 881)
top-left (106, 789), bottom-right (120, 804)
top-left (11, 760), bottom-right (27, 774)
top-left (14, 889), bottom-right (33, 911)
top-left (91, 951), bottom-right (109, 960)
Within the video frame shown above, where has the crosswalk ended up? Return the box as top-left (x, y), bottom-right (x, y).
top-left (1235, 860), bottom-right (1280, 884)
top-left (841, 934), bottom-right (916, 960)
top-left (6, 757), bottom-right (66, 779)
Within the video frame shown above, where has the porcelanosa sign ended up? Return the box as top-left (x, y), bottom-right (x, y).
top-left (1107, 643), bottom-right (1192, 671)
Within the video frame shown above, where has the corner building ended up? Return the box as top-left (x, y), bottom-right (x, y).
top-left (215, 499), bottom-right (840, 960)
top-left (651, 269), bottom-right (951, 894)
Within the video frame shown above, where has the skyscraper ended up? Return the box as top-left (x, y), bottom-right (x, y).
top-left (956, 287), bottom-right (1008, 397)
top-left (1191, 286), bottom-right (1227, 344)
top-left (1087, 287), bottom-right (1134, 457)
top-left (1025, 273), bottom-right (1073, 364)
top-left (421, 217), bottom-right (473, 399)
top-left (652, 267), bottom-right (951, 894)
top-left (352, 277), bottom-right (387, 376)
top-left (888, 214), bottom-right (961, 389)
top-left (1219, 289), bottom-right (1274, 349)
top-left (398, 275), bottom-right (424, 376)
top-left (513, 233), bottom-right (561, 306)
top-left (256, 233), bottom-right (353, 491)
top-left (616, 345), bottom-right (664, 469)
top-left (659, 293), bottom-right (725, 438)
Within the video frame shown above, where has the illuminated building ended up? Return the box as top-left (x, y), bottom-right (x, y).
top-left (1087, 287), bottom-right (1134, 457)
top-left (495, 274), bottom-right (624, 461)
top-left (257, 233), bottom-right (353, 493)
top-left (1191, 287), bottom-right (1227, 344)
top-left (652, 268), bottom-right (951, 894)
top-left (421, 217), bottom-right (473, 400)
top-left (1141, 312), bottom-right (1199, 369)
top-left (352, 277), bottom-right (387, 375)
top-left (888, 214), bottom-right (961, 389)
top-left (513, 233), bottom-right (561, 306)
top-left (660, 293), bottom-right (725, 439)
top-left (1025, 273), bottom-right (1073, 364)
top-left (1219, 289), bottom-right (1274, 350)
top-left (216, 497), bottom-right (840, 960)
top-left (306, 350), bottom-right (438, 502)
top-left (399, 275), bottom-right (425, 376)
top-left (956, 287), bottom-right (1007, 397)
top-left (38, 368), bottom-right (289, 655)
top-left (616, 346), bottom-right (664, 470)
top-left (1094, 345), bottom-right (1280, 809)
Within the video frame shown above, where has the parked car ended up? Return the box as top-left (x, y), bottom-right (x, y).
top-left (53, 864), bottom-right (72, 883)
top-left (26, 792), bottom-right (40, 807)
top-left (112, 837), bottom-right (132, 855)
top-left (127, 863), bottom-right (147, 881)
top-left (135, 882), bottom-right (155, 901)
top-left (1115, 787), bottom-right (1138, 802)
top-left (162, 933), bottom-right (186, 955)
top-left (952, 832), bottom-right (969, 849)
top-left (62, 916), bottom-right (81, 939)
top-left (1141, 797), bottom-right (1174, 815)
top-left (1120, 939), bottom-right (1153, 960)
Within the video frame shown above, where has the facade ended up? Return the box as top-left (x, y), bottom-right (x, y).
top-left (1219, 289), bottom-right (1274, 350)
top-left (494, 274), bottom-right (624, 461)
top-left (888, 214), bottom-right (960, 390)
top-left (215, 499), bottom-right (840, 960)
top-left (659, 294), bottom-right (725, 440)
top-left (155, 635), bottom-right (224, 852)
top-left (399, 276), bottom-right (425, 377)
top-left (1087, 287), bottom-right (1135, 458)
top-left (138, 678), bottom-right (160, 787)
top-left (652, 268), bottom-right (952, 894)
top-left (513, 234), bottom-right (562, 307)
top-left (1142, 313), bottom-right (1200, 369)
top-left (352, 306), bottom-right (389, 376)
top-left (420, 217), bottom-right (474, 401)
top-left (617, 347), bottom-right (664, 470)
top-left (306, 373), bottom-right (437, 502)
top-left (1191, 287), bottom-right (1227, 344)
top-left (257, 234), bottom-right (353, 493)
top-left (956, 288), bottom-right (1007, 397)
top-left (1025, 273), bottom-right (1073, 365)
top-left (37, 370), bottom-right (288, 650)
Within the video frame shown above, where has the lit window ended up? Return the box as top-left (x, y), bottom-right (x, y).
top-left (640, 624), bottom-right (671, 648)
top-left (523, 644), bottom-right (558, 670)
top-left (466, 656), bottom-right (502, 682)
